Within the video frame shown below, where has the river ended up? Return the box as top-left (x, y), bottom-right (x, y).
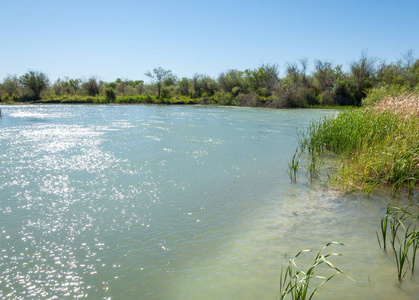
top-left (0, 105), bottom-right (418, 299)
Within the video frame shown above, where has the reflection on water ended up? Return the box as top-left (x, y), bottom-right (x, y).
top-left (0, 105), bottom-right (417, 299)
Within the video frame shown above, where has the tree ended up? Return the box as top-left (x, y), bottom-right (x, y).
top-left (2, 74), bottom-right (20, 98)
top-left (245, 64), bottom-right (279, 96)
top-left (191, 73), bottom-right (217, 98)
top-left (401, 49), bottom-right (415, 69)
top-left (218, 69), bottom-right (247, 95)
top-left (313, 60), bottom-right (335, 91)
top-left (104, 87), bottom-right (116, 102)
top-left (82, 77), bottom-right (100, 96)
top-left (178, 77), bottom-right (190, 96)
top-left (376, 61), bottom-right (405, 87)
top-left (19, 71), bottom-right (49, 100)
top-left (350, 50), bottom-right (377, 105)
top-left (401, 50), bottom-right (418, 88)
top-left (145, 67), bottom-right (175, 98)
top-left (68, 78), bottom-right (82, 95)
top-left (299, 57), bottom-right (309, 88)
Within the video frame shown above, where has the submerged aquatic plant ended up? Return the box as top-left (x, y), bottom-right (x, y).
top-left (279, 242), bottom-right (353, 300)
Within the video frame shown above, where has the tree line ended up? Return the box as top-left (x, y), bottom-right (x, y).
top-left (1, 51), bottom-right (418, 107)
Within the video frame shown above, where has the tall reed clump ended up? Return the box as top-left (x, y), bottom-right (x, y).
top-left (279, 242), bottom-right (353, 299)
top-left (377, 205), bottom-right (419, 281)
top-left (288, 126), bottom-right (324, 183)
top-left (297, 94), bottom-right (419, 194)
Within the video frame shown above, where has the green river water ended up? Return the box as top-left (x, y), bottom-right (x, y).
top-left (0, 105), bottom-right (418, 299)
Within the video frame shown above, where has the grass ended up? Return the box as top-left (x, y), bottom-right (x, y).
top-left (295, 93), bottom-right (419, 194)
top-left (279, 242), bottom-right (353, 300)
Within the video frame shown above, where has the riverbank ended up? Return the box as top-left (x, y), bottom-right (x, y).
top-left (0, 95), bottom-right (357, 110)
top-left (300, 93), bottom-right (419, 195)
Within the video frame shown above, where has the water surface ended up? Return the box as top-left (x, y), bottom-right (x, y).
top-left (0, 105), bottom-right (417, 299)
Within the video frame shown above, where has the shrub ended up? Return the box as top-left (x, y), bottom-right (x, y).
top-left (363, 85), bottom-right (410, 106)
top-left (214, 91), bottom-right (235, 105)
top-left (105, 87), bottom-right (116, 103)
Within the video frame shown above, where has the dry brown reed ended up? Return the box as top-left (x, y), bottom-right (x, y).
top-left (373, 93), bottom-right (419, 118)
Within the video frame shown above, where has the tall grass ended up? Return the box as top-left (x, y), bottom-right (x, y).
top-left (297, 94), bottom-right (419, 194)
top-left (279, 242), bottom-right (353, 299)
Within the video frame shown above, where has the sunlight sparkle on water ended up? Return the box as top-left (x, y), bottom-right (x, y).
top-left (1, 105), bottom-right (418, 299)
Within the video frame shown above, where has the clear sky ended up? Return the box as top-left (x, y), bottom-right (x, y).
top-left (1, 0), bottom-right (418, 83)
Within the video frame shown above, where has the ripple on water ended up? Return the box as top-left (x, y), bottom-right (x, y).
top-left (1, 105), bottom-right (418, 299)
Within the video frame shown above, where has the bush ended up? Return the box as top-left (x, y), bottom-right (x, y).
top-left (105, 87), bottom-right (116, 103)
top-left (160, 87), bottom-right (171, 100)
top-left (363, 85), bottom-right (409, 107)
top-left (214, 91), bottom-right (235, 105)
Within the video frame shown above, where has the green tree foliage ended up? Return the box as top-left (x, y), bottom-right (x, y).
top-left (104, 87), bottom-right (116, 102)
top-left (245, 64), bottom-right (279, 96)
top-left (82, 77), bottom-right (101, 96)
top-left (178, 77), bottom-right (191, 96)
top-left (376, 61), bottom-right (405, 87)
top-left (410, 59), bottom-right (419, 88)
top-left (313, 60), bottom-right (336, 92)
top-left (2, 74), bottom-right (20, 99)
top-left (19, 71), bottom-right (49, 100)
top-left (401, 50), bottom-right (419, 88)
top-left (330, 79), bottom-right (353, 106)
top-left (145, 67), bottom-right (176, 99)
top-left (68, 78), bottom-right (82, 95)
top-left (218, 69), bottom-right (247, 95)
top-left (52, 77), bottom-right (82, 97)
top-left (110, 78), bottom-right (144, 96)
top-left (3, 51), bottom-right (419, 106)
top-left (350, 51), bottom-right (377, 105)
top-left (277, 61), bottom-right (314, 107)
top-left (366, 50), bottom-right (419, 105)
top-left (191, 74), bottom-right (217, 98)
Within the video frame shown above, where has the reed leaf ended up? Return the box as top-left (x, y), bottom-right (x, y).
top-left (378, 205), bottom-right (419, 281)
top-left (295, 101), bottom-right (419, 193)
top-left (279, 242), bottom-right (353, 300)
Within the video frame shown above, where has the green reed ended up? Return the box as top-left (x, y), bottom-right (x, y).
top-left (377, 205), bottom-right (419, 281)
top-left (377, 205), bottom-right (392, 251)
top-left (307, 149), bottom-right (322, 181)
top-left (296, 109), bottom-right (419, 194)
top-left (279, 242), bottom-right (353, 300)
top-left (288, 148), bottom-right (300, 182)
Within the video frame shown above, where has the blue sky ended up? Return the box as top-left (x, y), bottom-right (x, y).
top-left (1, 0), bottom-right (418, 83)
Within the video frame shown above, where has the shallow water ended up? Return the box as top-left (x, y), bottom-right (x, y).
top-left (0, 105), bottom-right (418, 299)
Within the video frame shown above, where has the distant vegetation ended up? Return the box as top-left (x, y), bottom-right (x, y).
top-left (1, 50), bottom-right (418, 107)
